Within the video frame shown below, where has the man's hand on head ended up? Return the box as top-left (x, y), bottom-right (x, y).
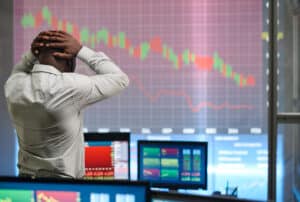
top-left (31, 31), bottom-right (51, 57)
top-left (44, 30), bottom-right (82, 60)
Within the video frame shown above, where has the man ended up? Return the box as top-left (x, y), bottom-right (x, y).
top-left (4, 30), bottom-right (129, 178)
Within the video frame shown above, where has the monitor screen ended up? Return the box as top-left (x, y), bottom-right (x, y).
top-left (151, 191), bottom-right (261, 202)
top-left (0, 177), bottom-right (149, 202)
top-left (138, 141), bottom-right (207, 190)
top-left (84, 132), bottom-right (130, 180)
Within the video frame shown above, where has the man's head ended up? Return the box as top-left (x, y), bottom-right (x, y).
top-left (37, 46), bottom-right (76, 73)
top-left (32, 30), bottom-right (82, 73)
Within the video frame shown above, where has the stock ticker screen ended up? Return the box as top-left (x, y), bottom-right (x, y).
top-left (0, 178), bottom-right (149, 202)
top-left (14, 0), bottom-right (267, 134)
top-left (138, 141), bottom-right (207, 190)
top-left (13, 0), bottom-right (276, 201)
top-left (84, 133), bottom-right (130, 180)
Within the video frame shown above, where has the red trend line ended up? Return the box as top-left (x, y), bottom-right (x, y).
top-left (130, 75), bottom-right (254, 112)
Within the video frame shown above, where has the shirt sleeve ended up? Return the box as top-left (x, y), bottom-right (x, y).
top-left (11, 51), bottom-right (37, 75)
top-left (74, 46), bottom-right (130, 108)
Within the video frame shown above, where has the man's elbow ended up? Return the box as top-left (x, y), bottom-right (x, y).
top-left (120, 73), bottom-right (130, 88)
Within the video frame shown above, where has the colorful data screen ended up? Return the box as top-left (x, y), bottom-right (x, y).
top-left (84, 133), bottom-right (130, 180)
top-left (14, 0), bottom-right (266, 134)
top-left (138, 141), bottom-right (207, 189)
top-left (0, 190), bottom-right (34, 202)
top-left (0, 177), bottom-right (149, 202)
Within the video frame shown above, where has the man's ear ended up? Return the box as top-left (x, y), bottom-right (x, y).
top-left (65, 57), bottom-right (75, 72)
top-left (70, 57), bottom-right (76, 72)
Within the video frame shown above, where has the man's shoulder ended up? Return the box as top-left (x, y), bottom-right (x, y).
top-left (5, 72), bottom-right (28, 83)
top-left (4, 73), bottom-right (29, 94)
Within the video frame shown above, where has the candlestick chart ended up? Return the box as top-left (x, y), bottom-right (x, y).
top-left (14, 0), bottom-right (265, 133)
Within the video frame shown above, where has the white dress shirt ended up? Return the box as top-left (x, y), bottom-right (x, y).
top-left (4, 46), bottom-right (129, 178)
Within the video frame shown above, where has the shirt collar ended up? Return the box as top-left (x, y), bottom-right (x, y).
top-left (32, 64), bottom-right (62, 75)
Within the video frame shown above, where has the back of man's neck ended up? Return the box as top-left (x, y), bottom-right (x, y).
top-left (39, 56), bottom-right (65, 72)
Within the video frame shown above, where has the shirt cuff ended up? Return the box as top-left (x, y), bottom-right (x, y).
top-left (26, 51), bottom-right (37, 64)
top-left (77, 46), bottom-right (109, 64)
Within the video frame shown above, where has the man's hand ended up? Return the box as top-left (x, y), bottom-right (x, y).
top-left (45, 31), bottom-right (82, 59)
top-left (31, 31), bottom-right (50, 57)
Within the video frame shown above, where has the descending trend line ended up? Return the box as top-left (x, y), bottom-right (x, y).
top-left (130, 75), bottom-right (254, 112)
top-left (21, 6), bottom-right (257, 88)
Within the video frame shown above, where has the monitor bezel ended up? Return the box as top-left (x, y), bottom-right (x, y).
top-left (150, 190), bottom-right (263, 202)
top-left (84, 132), bottom-right (131, 180)
top-left (137, 140), bottom-right (208, 190)
top-left (0, 176), bottom-right (150, 202)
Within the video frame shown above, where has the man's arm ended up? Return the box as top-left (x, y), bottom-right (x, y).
top-left (75, 46), bottom-right (130, 106)
top-left (10, 52), bottom-right (37, 75)
top-left (46, 30), bottom-right (130, 107)
top-left (10, 31), bottom-right (49, 75)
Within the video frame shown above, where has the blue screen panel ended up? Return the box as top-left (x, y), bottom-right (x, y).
top-left (138, 141), bottom-right (207, 190)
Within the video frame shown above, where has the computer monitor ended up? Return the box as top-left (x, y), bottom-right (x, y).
top-left (151, 191), bottom-right (262, 202)
top-left (0, 177), bottom-right (150, 202)
top-left (138, 140), bottom-right (207, 190)
top-left (84, 132), bottom-right (130, 180)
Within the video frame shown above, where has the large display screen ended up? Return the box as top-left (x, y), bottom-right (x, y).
top-left (84, 133), bottom-right (130, 180)
top-left (0, 177), bottom-right (149, 202)
top-left (12, 0), bottom-right (274, 200)
top-left (138, 141), bottom-right (207, 189)
top-left (14, 0), bottom-right (266, 134)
